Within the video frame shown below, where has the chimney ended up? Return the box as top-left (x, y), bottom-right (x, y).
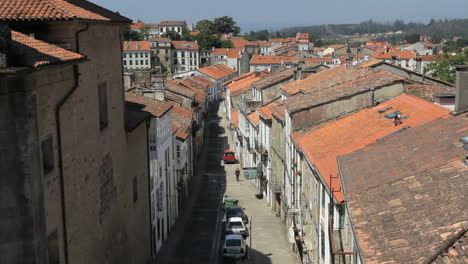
top-left (415, 57), bottom-right (422, 73)
top-left (295, 66), bottom-right (302, 80)
top-left (454, 65), bottom-right (468, 114)
top-left (0, 25), bottom-right (11, 68)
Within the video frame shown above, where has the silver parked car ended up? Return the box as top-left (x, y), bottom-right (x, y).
top-left (222, 234), bottom-right (248, 260)
top-left (225, 217), bottom-right (249, 237)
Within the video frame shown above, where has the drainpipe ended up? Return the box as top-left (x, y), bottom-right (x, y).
top-left (55, 23), bottom-right (88, 264)
top-left (146, 119), bottom-right (154, 259)
top-left (370, 87), bottom-right (375, 106)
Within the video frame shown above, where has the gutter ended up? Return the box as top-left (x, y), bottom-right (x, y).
top-left (55, 22), bottom-right (89, 264)
top-left (145, 119), bottom-right (154, 259)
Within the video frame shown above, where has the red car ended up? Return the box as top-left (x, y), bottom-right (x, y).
top-left (223, 151), bottom-right (236, 164)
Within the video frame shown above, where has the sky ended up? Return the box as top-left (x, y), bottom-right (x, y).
top-left (94, 0), bottom-right (468, 32)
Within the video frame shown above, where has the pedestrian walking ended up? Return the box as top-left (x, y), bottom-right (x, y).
top-left (235, 168), bottom-right (240, 181)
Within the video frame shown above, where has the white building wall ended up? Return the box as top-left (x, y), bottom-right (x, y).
top-left (172, 50), bottom-right (199, 73)
top-left (123, 50), bottom-right (151, 70)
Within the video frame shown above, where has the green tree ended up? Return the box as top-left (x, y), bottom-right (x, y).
top-left (123, 26), bottom-right (143, 41)
top-left (213, 16), bottom-right (240, 35)
top-left (196, 19), bottom-right (216, 34)
top-left (220, 40), bottom-right (233, 48)
top-left (162, 30), bottom-right (181, 41)
top-left (426, 53), bottom-right (467, 83)
top-left (140, 25), bottom-right (151, 40)
top-left (405, 32), bottom-right (421, 43)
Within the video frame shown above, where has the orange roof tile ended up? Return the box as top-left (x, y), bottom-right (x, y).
top-left (292, 93), bottom-right (450, 201)
top-left (211, 48), bottom-right (241, 58)
top-left (231, 109), bottom-right (239, 128)
top-left (359, 59), bottom-right (383, 67)
top-left (296, 33), bottom-right (309, 39)
top-left (130, 22), bottom-right (144, 29)
top-left (247, 112), bottom-right (260, 126)
top-left (418, 55), bottom-right (442, 61)
top-left (123, 41), bottom-right (150, 51)
top-left (270, 101), bottom-right (286, 121)
top-left (172, 41), bottom-right (199, 51)
top-left (227, 74), bottom-right (261, 96)
top-left (166, 101), bottom-right (193, 140)
top-left (231, 39), bottom-right (259, 49)
top-left (197, 64), bottom-right (237, 80)
top-left (125, 93), bottom-right (173, 117)
top-left (11, 30), bottom-right (85, 68)
top-left (328, 44), bottom-right (347, 49)
top-left (373, 48), bottom-right (416, 60)
top-left (258, 41), bottom-right (272, 47)
top-left (189, 31), bottom-right (199, 36)
top-left (257, 99), bottom-right (280, 120)
top-left (251, 55), bottom-right (331, 65)
top-left (0, 0), bottom-right (131, 22)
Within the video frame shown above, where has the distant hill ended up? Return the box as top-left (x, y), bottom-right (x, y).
top-left (275, 18), bottom-right (468, 38)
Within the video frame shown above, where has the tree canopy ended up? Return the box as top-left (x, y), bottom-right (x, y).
top-left (196, 19), bottom-right (216, 34)
top-left (123, 26), bottom-right (143, 41)
top-left (405, 32), bottom-right (421, 44)
top-left (161, 30), bottom-right (181, 41)
top-left (426, 51), bottom-right (468, 83)
top-left (213, 16), bottom-right (240, 35)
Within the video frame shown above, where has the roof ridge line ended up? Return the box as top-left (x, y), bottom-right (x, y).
top-left (44, 0), bottom-right (77, 18)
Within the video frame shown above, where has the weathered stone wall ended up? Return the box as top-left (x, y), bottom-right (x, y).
top-left (261, 78), bottom-right (294, 105)
top-left (0, 71), bottom-right (48, 264)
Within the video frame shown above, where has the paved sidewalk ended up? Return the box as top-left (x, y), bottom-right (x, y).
top-left (219, 102), bottom-right (300, 264)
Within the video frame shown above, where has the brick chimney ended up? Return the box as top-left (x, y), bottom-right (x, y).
top-left (455, 65), bottom-right (468, 114)
top-left (294, 66), bottom-right (302, 80)
top-left (0, 25), bottom-right (12, 68)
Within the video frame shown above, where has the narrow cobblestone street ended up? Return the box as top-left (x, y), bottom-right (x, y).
top-left (154, 101), bottom-right (299, 264)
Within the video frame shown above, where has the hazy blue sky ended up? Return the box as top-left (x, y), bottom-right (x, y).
top-left (94, 0), bottom-right (468, 31)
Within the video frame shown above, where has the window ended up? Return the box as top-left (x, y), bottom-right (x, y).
top-left (41, 136), bottom-right (54, 174)
top-left (129, 60), bottom-right (132, 65)
top-left (145, 53), bottom-right (148, 57)
top-left (133, 177), bottom-right (138, 203)
top-left (146, 60), bottom-right (149, 65)
top-left (181, 51), bottom-right (185, 57)
top-left (98, 82), bottom-right (108, 129)
top-left (173, 51), bottom-right (177, 57)
top-left (181, 59), bottom-right (185, 64)
top-left (129, 53), bottom-right (132, 58)
top-left (321, 186), bottom-right (326, 209)
top-left (123, 53), bottom-right (126, 58)
top-left (140, 60), bottom-right (144, 65)
top-left (176, 145), bottom-right (180, 158)
top-left (123, 60), bottom-right (126, 65)
top-left (136, 60), bottom-right (139, 65)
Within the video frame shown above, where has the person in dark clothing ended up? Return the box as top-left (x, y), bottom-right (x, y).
top-left (235, 168), bottom-right (240, 181)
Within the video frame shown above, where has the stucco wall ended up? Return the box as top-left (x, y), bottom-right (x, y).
top-left (291, 83), bottom-right (404, 131)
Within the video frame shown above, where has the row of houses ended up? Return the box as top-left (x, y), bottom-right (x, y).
top-left (0, 1), bottom-right (215, 263)
top-left (130, 20), bottom-right (190, 38)
top-left (223, 52), bottom-right (466, 263)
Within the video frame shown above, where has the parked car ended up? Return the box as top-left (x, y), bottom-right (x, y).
top-left (222, 234), bottom-right (248, 260)
top-left (223, 150), bottom-right (236, 164)
top-left (225, 217), bottom-right (249, 237)
top-left (225, 206), bottom-right (248, 224)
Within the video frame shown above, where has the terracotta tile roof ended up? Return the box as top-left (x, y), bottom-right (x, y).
top-left (172, 41), bottom-right (199, 51)
top-left (337, 113), bottom-right (467, 264)
top-left (372, 48), bottom-right (416, 59)
top-left (231, 39), bottom-right (259, 49)
top-left (225, 71), bottom-right (256, 85)
top-left (191, 75), bottom-right (215, 91)
top-left (296, 33), bottom-right (309, 39)
top-left (251, 55), bottom-right (331, 65)
top-left (123, 41), bottom-right (150, 51)
top-left (10, 30), bottom-right (85, 68)
top-left (130, 22), bottom-right (144, 29)
top-left (270, 100), bottom-right (286, 121)
top-left (231, 109), bottom-right (239, 128)
top-left (227, 71), bottom-right (271, 96)
top-left (166, 101), bottom-right (193, 140)
top-left (125, 93), bottom-right (173, 117)
top-left (189, 31), bottom-right (199, 36)
top-left (431, 230), bottom-right (468, 264)
top-left (253, 69), bottom-right (295, 90)
top-left (285, 69), bottom-right (405, 112)
top-left (328, 44), bottom-right (347, 49)
top-left (405, 82), bottom-right (455, 101)
top-left (418, 54), bottom-right (442, 61)
top-left (0, 0), bottom-right (131, 22)
top-left (165, 80), bottom-right (197, 98)
top-left (269, 38), bottom-right (296, 43)
top-left (257, 98), bottom-right (280, 120)
top-left (159, 21), bottom-right (185, 26)
top-left (176, 76), bottom-right (210, 102)
top-left (197, 64), bottom-right (237, 80)
top-left (211, 48), bottom-right (241, 58)
top-left (227, 74), bottom-right (260, 96)
top-left (359, 59), bottom-right (383, 67)
top-left (258, 41), bottom-right (272, 47)
top-left (292, 93), bottom-right (450, 202)
top-left (281, 65), bottom-right (373, 96)
top-left (247, 112), bottom-right (259, 126)
top-left (164, 92), bottom-right (184, 105)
